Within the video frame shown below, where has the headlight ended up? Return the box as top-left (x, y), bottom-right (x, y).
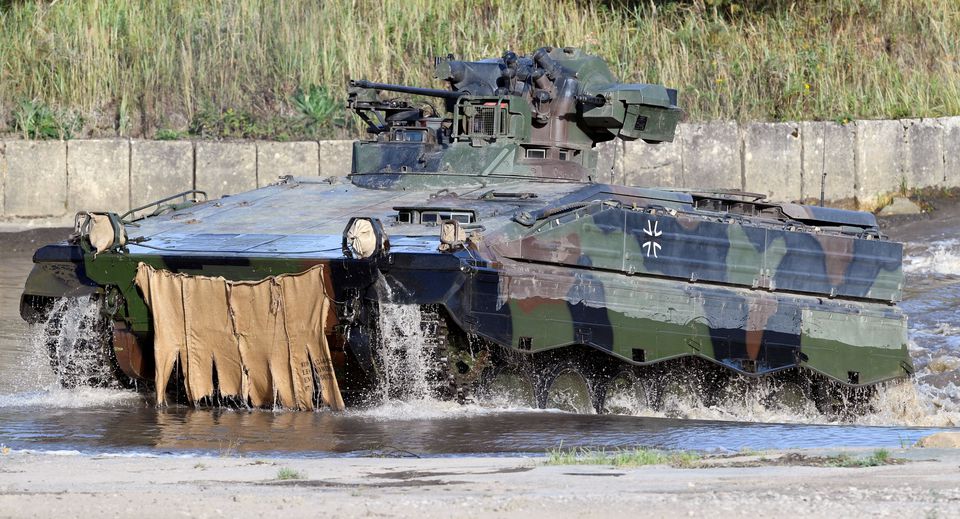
top-left (342, 217), bottom-right (389, 259)
top-left (75, 212), bottom-right (127, 256)
top-left (439, 219), bottom-right (466, 251)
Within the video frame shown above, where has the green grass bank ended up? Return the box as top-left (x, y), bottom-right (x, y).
top-left (1, 0), bottom-right (957, 140)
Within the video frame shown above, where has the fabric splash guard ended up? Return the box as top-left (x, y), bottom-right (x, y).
top-left (134, 263), bottom-right (344, 411)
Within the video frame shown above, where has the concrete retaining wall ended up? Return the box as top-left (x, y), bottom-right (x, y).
top-left (617, 116), bottom-right (959, 207)
top-left (257, 141), bottom-right (319, 187)
top-left (130, 140), bottom-right (193, 210)
top-left (680, 121), bottom-right (742, 190)
top-left (4, 140), bottom-right (67, 218)
top-left (743, 122), bottom-right (801, 202)
top-left (195, 141), bottom-right (257, 199)
top-left (799, 121), bottom-right (856, 201)
top-left (1, 115), bottom-right (958, 223)
top-left (940, 117), bottom-right (960, 188)
top-left (68, 140), bottom-right (129, 214)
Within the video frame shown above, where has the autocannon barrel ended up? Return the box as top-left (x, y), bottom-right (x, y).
top-left (575, 94), bottom-right (606, 107)
top-left (349, 79), bottom-right (464, 100)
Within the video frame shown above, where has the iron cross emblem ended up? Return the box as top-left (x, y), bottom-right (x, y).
top-left (642, 219), bottom-right (662, 258)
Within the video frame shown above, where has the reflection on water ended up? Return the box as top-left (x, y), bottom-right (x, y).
top-left (0, 403), bottom-right (945, 456)
top-left (0, 226), bottom-right (958, 457)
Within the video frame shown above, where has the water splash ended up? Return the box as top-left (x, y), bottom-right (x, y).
top-left (369, 274), bottom-right (446, 405)
top-left (904, 239), bottom-right (960, 276)
top-left (374, 302), bottom-right (435, 401)
top-left (599, 375), bottom-right (959, 427)
top-left (350, 398), bottom-right (498, 421)
top-left (0, 387), bottom-right (138, 409)
top-left (40, 297), bottom-right (122, 388)
top-left (1, 297), bottom-right (138, 409)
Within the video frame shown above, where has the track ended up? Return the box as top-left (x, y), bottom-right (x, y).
top-left (421, 305), bottom-right (886, 418)
top-left (40, 298), bottom-right (890, 418)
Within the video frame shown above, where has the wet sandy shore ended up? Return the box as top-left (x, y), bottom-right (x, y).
top-left (1, 448), bottom-right (959, 518)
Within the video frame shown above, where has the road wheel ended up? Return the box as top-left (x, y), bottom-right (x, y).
top-left (599, 369), bottom-right (657, 415)
top-left (480, 365), bottom-right (537, 408)
top-left (809, 375), bottom-right (874, 418)
top-left (764, 380), bottom-right (811, 413)
top-left (43, 298), bottom-right (125, 389)
top-left (540, 365), bottom-right (594, 414)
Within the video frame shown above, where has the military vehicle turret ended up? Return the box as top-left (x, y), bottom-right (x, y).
top-left (21, 47), bottom-right (910, 414)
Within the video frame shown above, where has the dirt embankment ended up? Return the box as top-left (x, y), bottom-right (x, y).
top-left (878, 195), bottom-right (960, 243)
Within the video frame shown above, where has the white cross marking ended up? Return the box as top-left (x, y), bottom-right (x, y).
top-left (642, 219), bottom-right (662, 258)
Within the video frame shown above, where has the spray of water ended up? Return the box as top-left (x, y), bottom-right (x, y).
top-left (904, 239), bottom-right (960, 276)
top-left (603, 375), bottom-right (958, 427)
top-left (44, 297), bottom-right (119, 387)
top-left (357, 298), bottom-right (504, 419)
top-left (374, 302), bottom-right (434, 401)
top-left (1, 297), bottom-right (137, 409)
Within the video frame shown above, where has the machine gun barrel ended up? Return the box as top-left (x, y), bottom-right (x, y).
top-left (349, 79), bottom-right (463, 100)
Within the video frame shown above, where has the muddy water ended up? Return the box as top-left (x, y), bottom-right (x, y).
top-left (0, 216), bottom-right (958, 457)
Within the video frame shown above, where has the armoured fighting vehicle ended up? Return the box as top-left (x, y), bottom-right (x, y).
top-left (20, 47), bottom-right (911, 414)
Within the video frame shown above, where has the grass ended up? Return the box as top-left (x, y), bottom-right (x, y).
top-left (217, 438), bottom-right (242, 457)
top-left (546, 446), bottom-right (700, 468)
top-left (154, 128), bottom-right (186, 140)
top-left (547, 447), bottom-right (903, 469)
top-left (827, 449), bottom-right (895, 468)
top-left (276, 467), bottom-right (307, 480)
top-left (1, 0), bottom-right (958, 139)
top-left (12, 100), bottom-right (82, 139)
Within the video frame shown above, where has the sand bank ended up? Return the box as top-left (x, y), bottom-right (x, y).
top-left (1, 448), bottom-right (959, 518)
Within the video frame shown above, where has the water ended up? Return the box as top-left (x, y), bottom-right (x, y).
top-left (0, 220), bottom-right (958, 458)
top-left (0, 405), bottom-right (938, 457)
top-left (373, 281), bottom-right (439, 401)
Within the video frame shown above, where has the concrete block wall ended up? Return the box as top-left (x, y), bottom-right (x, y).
top-left (679, 121), bottom-right (741, 190)
top-left (743, 122), bottom-right (801, 201)
top-left (0, 139), bottom-right (319, 222)
top-left (195, 142), bottom-right (257, 199)
top-left (68, 140), bottom-right (129, 214)
top-left (257, 141), bottom-right (319, 187)
top-left (4, 140), bottom-right (67, 217)
top-left (318, 140), bottom-right (353, 178)
top-left (944, 117), bottom-right (960, 188)
top-left (618, 116), bottom-right (960, 205)
top-left (616, 127), bottom-right (683, 188)
top-left (130, 140), bottom-right (193, 209)
top-left (903, 119), bottom-right (944, 189)
top-left (1, 115), bottom-right (958, 224)
top-left (799, 122), bottom-right (856, 201)
top-left (854, 119), bottom-right (903, 203)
